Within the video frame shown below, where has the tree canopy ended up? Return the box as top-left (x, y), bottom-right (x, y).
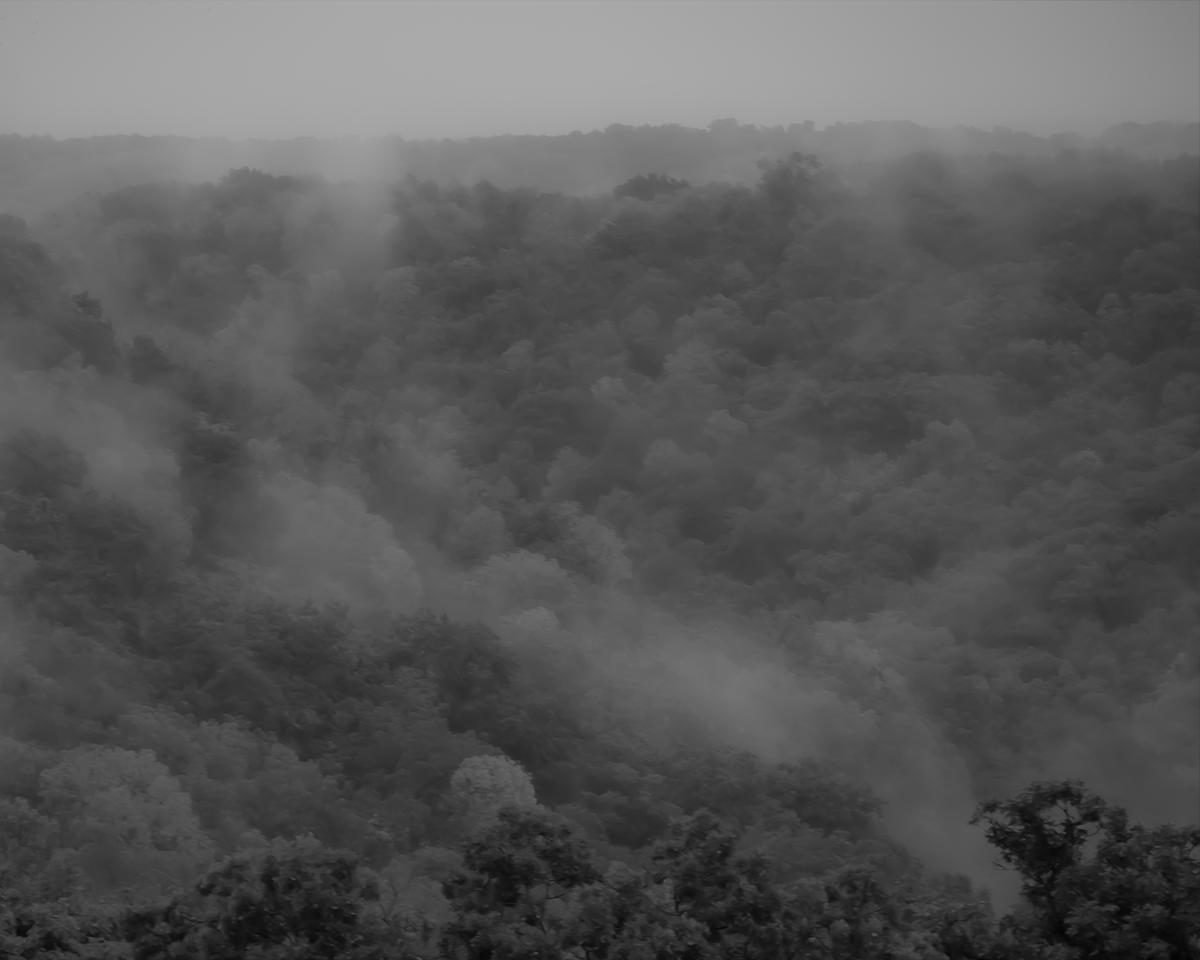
top-left (0, 127), bottom-right (1197, 957)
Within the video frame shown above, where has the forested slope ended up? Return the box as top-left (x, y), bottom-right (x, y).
top-left (0, 140), bottom-right (1197, 957)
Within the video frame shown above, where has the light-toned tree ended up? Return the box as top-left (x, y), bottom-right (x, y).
top-left (38, 745), bottom-right (212, 899)
top-left (449, 753), bottom-right (539, 832)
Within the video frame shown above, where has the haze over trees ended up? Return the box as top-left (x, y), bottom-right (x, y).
top-left (1, 120), bottom-right (1197, 219)
top-left (0, 119), bottom-right (1197, 957)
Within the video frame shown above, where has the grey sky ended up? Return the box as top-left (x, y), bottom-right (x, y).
top-left (1, 0), bottom-right (1197, 139)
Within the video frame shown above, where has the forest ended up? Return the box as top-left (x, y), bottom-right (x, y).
top-left (0, 122), bottom-right (1197, 958)
top-left (2, 119), bottom-right (1197, 219)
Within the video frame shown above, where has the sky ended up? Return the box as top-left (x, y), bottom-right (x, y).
top-left (1, 0), bottom-right (1197, 140)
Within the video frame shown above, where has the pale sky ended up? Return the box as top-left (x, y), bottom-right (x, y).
top-left (1, 0), bottom-right (1197, 140)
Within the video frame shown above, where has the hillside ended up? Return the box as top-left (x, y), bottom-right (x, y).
top-left (0, 137), bottom-right (1198, 957)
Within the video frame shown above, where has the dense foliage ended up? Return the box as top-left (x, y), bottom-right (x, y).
top-left (0, 128), bottom-right (1197, 957)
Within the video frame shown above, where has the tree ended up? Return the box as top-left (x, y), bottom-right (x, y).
top-left (614, 174), bottom-right (690, 202)
top-left (470, 549), bottom-right (574, 618)
top-left (973, 780), bottom-right (1200, 958)
top-left (38, 746), bottom-right (213, 902)
top-left (124, 837), bottom-right (399, 960)
top-left (441, 807), bottom-right (601, 959)
top-left (647, 810), bottom-right (801, 959)
top-left (449, 754), bottom-right (539, 833)
top-left (255, 473), bottom-right (423, 615)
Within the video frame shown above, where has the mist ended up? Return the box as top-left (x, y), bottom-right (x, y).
top-left (1, 2), bottom-right (1198, 955)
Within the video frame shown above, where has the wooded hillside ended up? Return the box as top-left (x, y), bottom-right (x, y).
top-left (1, 132), bottom-right (1197, 957)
